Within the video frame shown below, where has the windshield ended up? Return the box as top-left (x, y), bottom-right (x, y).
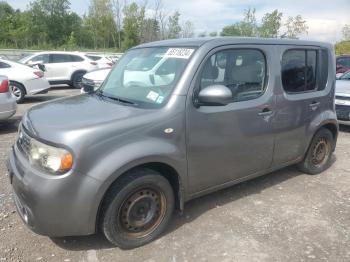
top-left (99, 47), bottom-right (195, 108)
top-left (340, 71), bottom-right (350, 80)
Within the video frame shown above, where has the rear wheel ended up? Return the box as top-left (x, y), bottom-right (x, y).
top-left (298, 128), bottom-right (334, 175)
top-left (71, 71), bottom-right (86, 88)
top-left (9, 82), bottom-right (25, 103)
top-left (100, 168), bottom-right (174, 249)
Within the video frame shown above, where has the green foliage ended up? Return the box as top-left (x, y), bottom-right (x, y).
top-left (258, 9), bottom-right (283, 38)
top-left (167, 11), bottom-right (181, 39)
top-left (122, 2), bottom-right (143, 50)
top-left (335, 41), bottom-right (350, 55)
top-left (281, 15), bottom-right (308, 39)
top-left (220, 24), bottom-right (241, 36)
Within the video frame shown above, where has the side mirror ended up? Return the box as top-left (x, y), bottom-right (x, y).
top-left (197, 85), bottom-right (232, 106)
top-left (33, 63), bottom-right (46, 72)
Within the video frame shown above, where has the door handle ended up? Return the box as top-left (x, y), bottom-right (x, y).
top-left (309, 101), bottom-right (320, 107)
top-left (258, 108), bottom-right (273, 116)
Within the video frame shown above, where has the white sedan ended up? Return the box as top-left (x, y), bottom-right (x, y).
top-left (0, 58), bottom-right (50, 103)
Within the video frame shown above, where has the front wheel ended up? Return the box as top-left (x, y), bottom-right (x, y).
top-left (71, 71), bottom-right (86, 89)
top-left (298, 128), bottom-right (334, 175)
top-left (100, 168), bottom-right (175, 249)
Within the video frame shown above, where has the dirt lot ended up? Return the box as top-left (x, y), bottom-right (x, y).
top-left (1, 88), bottom-right (350, 262)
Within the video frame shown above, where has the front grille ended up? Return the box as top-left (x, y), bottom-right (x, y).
top-left (336, 95), bottom-right (350, 101)
top-left (336, 105), bottom-right (350, 121)
top-left (16, 127), bottom-right (31, 159)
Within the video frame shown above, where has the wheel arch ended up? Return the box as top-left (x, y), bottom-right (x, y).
top-left (95, 161), bottom-right (185, 232)
top-left (70, 70), bottom-right (87, 82)
top-left (9, 80), bottom-right (27, 94)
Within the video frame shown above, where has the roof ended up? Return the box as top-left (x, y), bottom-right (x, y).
top-left (135, 37), bottom-right (333, 49)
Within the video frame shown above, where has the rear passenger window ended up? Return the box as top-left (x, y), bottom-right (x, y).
top-left (282, 49), bottom-right (320, 93)
top-left (50, 54), bottom-right (73, 63)
top-left (70, 55), bottom-right (84, 62)
top-left (319, 49), bottom-right (329, 91)
top-left (199, 49), bottom-right (266, 103)
top-left (0, 62), bottom-right (11, 68)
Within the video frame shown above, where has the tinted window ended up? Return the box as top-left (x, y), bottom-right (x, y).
top-left (319, 49), bottom-right (329, 90)
top-left (86, 55), bottom-right (101, 61)
top-left (30, 54), bottom-right (49, 64)
top-left (199, 49), bottom-right (266, 102)
top-left (50, 54), bottom-right (73, 63)
top-left (0, 62), bottom-right (11, 68)
top-left (282, 49), bottom-right (318, 93)
top-left (70, 55), bottom-right (84, 62)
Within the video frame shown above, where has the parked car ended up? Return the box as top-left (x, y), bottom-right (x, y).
top-left (336, 55), bottom-right (350, 75)
top-left (85, 54), bottom-right (114, 69)
top-left (335, 70), bottom-right (350, 125)
top-left (81, 68), bottom-right (111, 93)
top-left (19, 51), bottom-right (98, 88)
top-left (0, 58), bottom-right (50, 103)
top-left (0, 76), bottom-right (16, 120)
top-left (7, 38), bottom-right (337, 249)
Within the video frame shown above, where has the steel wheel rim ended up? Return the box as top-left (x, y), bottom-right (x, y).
top-left (118, 187), bottom-right (167, 238)
top-left (311, 137), bottom-right (331, 167)
top-left (10, 85), bottom-right (21, 99)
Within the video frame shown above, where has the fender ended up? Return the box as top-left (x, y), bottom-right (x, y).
top-left (83, 139), bottom-right (187, 227)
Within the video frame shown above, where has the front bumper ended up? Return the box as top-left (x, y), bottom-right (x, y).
top-left (6, 145), bottom-right (103, 237)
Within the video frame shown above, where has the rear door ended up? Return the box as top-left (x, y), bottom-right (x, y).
top-left (46, 54), bottom-right (74, 82)
top-left (186, 45), bottom-right (276, 194)
top-left (272, 46), bottom-right (329, 166)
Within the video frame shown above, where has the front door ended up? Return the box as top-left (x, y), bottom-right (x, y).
top-left (186, 46), bottom-right (275, 194)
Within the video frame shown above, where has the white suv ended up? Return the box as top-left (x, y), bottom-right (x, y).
top-left (19, 51), bottom-right (98, 88)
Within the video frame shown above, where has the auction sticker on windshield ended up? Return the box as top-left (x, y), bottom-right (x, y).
top-left (164, 48), bottom-right (195, 59)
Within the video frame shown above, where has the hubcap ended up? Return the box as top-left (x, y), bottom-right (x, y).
top-left (311, 138), bottom-right (330, 167)
top-left (119, 187), bottom-right (166, 238)
top-left (10, 85), bottom-right (21, 99)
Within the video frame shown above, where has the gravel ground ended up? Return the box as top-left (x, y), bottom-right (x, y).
top-left (0, 88), bottom-right (350, 262)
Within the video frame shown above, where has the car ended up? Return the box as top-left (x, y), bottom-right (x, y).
top-left (7, 38), bottom-right (337, 249)
top-left (336, 55), bottom-right (350, 75)
top-left (0, 58), bottom-right (50, 103)
top-left (0, 76), bottom-right (16, 120)
top-left (19, 51), bottom-right (98, 88)
top-left (85, 54), bottom-right (115, 69)
top-left (335, 70), bottom-right (350, 125)
top-left (81, 68), bottom-right (111, 93)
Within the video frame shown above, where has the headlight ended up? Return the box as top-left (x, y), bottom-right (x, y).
top-left (28, 138), bottom-right (73, 174)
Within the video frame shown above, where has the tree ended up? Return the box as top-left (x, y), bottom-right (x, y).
top-left (181, 20), bottom-right (194, 38)
top-left (335, 41), bottom-right (350, 55)
top-left (209, 31), bottom-right (218, 37)
top-left (167, 11), bottom-right (181, 39)
top-left (198, 32), bottom-right (207, 37)
top-left (237, 8), bottom-right (258, 37)
top-left (342, 24), bottom-right (350, 40)
top-left (258, 9), bottom-right (283, 38)
top-left (282, 15), bottom-right (308, 39)
top-left (86, 0), bottom-right (117, 49)
top-left (220, 24), bottom-right (241, 36)
top-left (122, 2), bottom-right (142, 50)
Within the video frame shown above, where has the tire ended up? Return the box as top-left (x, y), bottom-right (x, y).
top-left (298, 128), bottom-right (334, 175)
top-left (71, 71), bottom-right (86, 89)
top-left (9, 82), bottom-right (26, 103)
top-left (100, 168), bottom-right (175, 249)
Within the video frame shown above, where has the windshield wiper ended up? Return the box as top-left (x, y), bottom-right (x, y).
top-left (95, 91), bottom-right (136, 105)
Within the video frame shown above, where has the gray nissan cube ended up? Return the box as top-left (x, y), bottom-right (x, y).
top-left (7, 38), bottom-right (338, 249)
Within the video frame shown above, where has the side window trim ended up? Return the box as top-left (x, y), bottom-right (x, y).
top-left (194, 47), bottom-right (268, 105)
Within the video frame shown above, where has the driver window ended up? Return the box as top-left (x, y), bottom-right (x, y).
top-left (199, 49), bottom-right (267, 103)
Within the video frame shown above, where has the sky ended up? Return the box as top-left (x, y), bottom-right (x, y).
top-left (5, 0), bottom-right (350, 43)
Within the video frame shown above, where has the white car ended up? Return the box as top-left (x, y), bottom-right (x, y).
top-left (0, 75), bottom-right (16, 120)
top-left (0, 59), bottom-right (50, 103)
top-left (81, 68), bottom-right (111, 93)
top-left (19, 51), bottom-right (98, 88)
top-left (85, 54), bottom-right (114, 69)
top-left (335, 70), bottom-right (350, 126)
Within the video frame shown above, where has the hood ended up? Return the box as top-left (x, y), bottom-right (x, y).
top-left (335, 80), bottom-right (350, 95)
top-left (23, 94), bottom-right (157, 144)
top-left (84, 68), bottom-right (111, 81)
